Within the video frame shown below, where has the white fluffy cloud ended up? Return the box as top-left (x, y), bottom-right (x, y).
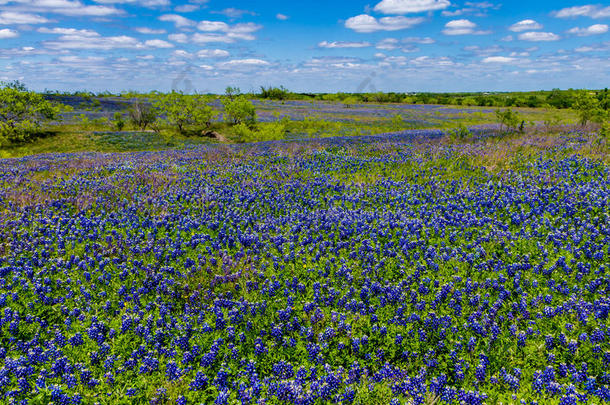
top-left (144, 39), bottom-right (174, 48)
top-left (276, 13), bottom-right (289, 20)
top-left (93, 0), bottom-right (170, 8)
top-left (554, 5), bottom-right (610, 19)
top-left (168, 33), bottom-right (188, 43)
top-left (217, 58), bottom-right (270, 69)
top-left (373, 0), bottom-right (450, 14)
top-left (196, 49), bottom-right (230, 58)
top-left (159, 14), bottom-right (196, 28)
top-left (518, 32), bottom-right (560, 42)
top-left (567, 24), bottom-right (608, 36)
top-left (197, 20), bottom-right (229, 32)
top-left (482, 56), bottom-right (516, 63)
top-left (509, 20), bottom-right (542, 32)
top-left (135, 27), bottom-right (167, 34)
top-left (0, 28), bottom-right (18, 38)
top-left (0, 11), bottom-right (49, 24)
top-left (318, 41), bottom-right (371, 48)
top-left (1, 0), bottom-right (122, 17)
top-left (345, 14), bottom-right (424, 33)
top-left (43, 31), bottom-right (143, 50)
top-left (442, 19), bottom-right (488, 35)
top-left (38, 27), bottom-right (98, 36)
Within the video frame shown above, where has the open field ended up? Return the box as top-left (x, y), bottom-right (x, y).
top-left (0, 95), bottom-right (581, 158)
top-left (0, 123), bottom-right (609, 404)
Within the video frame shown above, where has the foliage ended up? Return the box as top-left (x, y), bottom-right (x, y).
top-left (152, 92), bottom-right (217, 134)
top-left (258, 86), bottom-right (290, 100)
top-left (224, 86), bottom-right (241, 101)
top-left (128, 99), bottom-right (156, 130)
top-left (232, 121), bottom-right (286, 142)
top-left (573, 90), bottom-right (605, 126)
top-left (222, 95), bottom-right (257, 126)
top-left (112, 112), bottom-right (125, 131)
top-left (447, 124), bottom-right (472, 141)
top-left (0, 81), bottom-right (67, 145)
top-left (495, 108), bottom-right (523, 132)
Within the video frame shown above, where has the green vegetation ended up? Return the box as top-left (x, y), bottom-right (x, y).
top-left (0, 81), bottom-right (70, 146)
top-left (152, 92), bottom-right (217, 134)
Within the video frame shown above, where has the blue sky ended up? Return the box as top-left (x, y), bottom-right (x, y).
top-left (0, 0), bottom-right (609, 93)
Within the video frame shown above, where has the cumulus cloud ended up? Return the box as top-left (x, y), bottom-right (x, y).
top-left (482, 56), bottom-right (516, 63)
top-left (92, 0), bottom-right (170, 8)
top-left (509, 20), bottom-right (542, 32)
top-left (197, 20), bottom-right (229, 31)
top-left (276, 13), bottom-right (289, 20)
top-left (174, 4), bottom-right (199, 12)
top-left (373, 0), bottom-right (450, 14)
top-left (43, 31), bottom-right (143, 50)
top-left (212, 8), bottom-right (256, 19)
top-left (318, 40), bottom-right (371, 48)
top-left (187, 21), bottom-right (262, 43)
top-left (168, 33), bottom-right (188, 43)
top-left (38, 27), bottom-right (98, 36)
top-left (376, 37), bottom-right (431, 50)
top-left (345, 14), bottom-right (424, 33)
top-left (1, 0), bottom-right (122, 17)
top-left (554, 5), bottom-right (610, 19)
top-left (159, 14), bottom-right (196, 28)
top-left (135, 27), bottom-right (167, 34)
top-left (567, 24), bottom-right (608, 36)
top-left (441, 1), bottom-right (499, 17)
top-left (144, 39), bottom-right (174, 48)
top-left (196, 49), bottom-right (229, 58)
top-left (0, 11), bottom-right (49, 24)
top-left (518, 31), bottom-right (560, 41)
top-left (217, 58), bottom-right (270, 68)
top-left (0, 28), bottom-right (18, 38)
top-left (442, 19), bottom-right (489, 35)
top-left (197, 49), bottom-right (230, 58)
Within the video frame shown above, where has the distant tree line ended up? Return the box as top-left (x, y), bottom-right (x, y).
top-left (42, 86), bottom-right (610, 111)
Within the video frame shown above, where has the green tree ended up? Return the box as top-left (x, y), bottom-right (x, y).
top-left (574, 90), bottom-right (603, 126)
top-left (113, 112), bottom-right (125, 131)
top-left (128, 99), bottom-right (156, 130)
top-left (222, 95), bottom-right (256, 126)
top-left (495, 108), bottom-right (523, 132)
top-left (152, 92), bottom-right (217, 134)
top-left (0, 81), bottom-right (67, 145)
top-left (224, 86), bottom-right (241, 101)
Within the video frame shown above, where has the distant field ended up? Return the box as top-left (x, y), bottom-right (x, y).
top-left (1, 96), bottom-right (579, 157)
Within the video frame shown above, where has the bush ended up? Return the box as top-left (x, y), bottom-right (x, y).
top-left (574, 90), bottom-right (604, 126)
top-left (259, 86), bottom-right (290, 100)
top-left (0, 81), bottom-right (66, 145)
top-left (447, 125), bottom-right (472, 141)
top-left (495, 108), bottom-right (523, 132)
top-left (222, 96), bottom-right (256, 126)
top-left (128, 99), bottom-right (156, 130)
top-left (233, 122), bottom-right (286, 143)
top-left (113, 112), bottom-right (125, 131)
top-left (152, 92), bottom-right (217, 134)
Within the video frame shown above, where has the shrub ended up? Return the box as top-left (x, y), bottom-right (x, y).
top-left (128, 99), bottom-right (156, 130)
top-left (447, 125), bottom-right (472, 141)
top-left (495, 108), bottom-right (522, 132)
top-left (574, 90), bottom-right (604, 126)
top-left (0, 81), bottom-right (66, 145)
top-left (152, 92), bottom-right (217, 134)
top-left (222, 96), bottom-right (256, 126)
top-left (233, 122), bottom-right (286, 143)
top-left (259, 86), bottom-right (290, 100)
top-left (113, 112), bottom-right (125, 131)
